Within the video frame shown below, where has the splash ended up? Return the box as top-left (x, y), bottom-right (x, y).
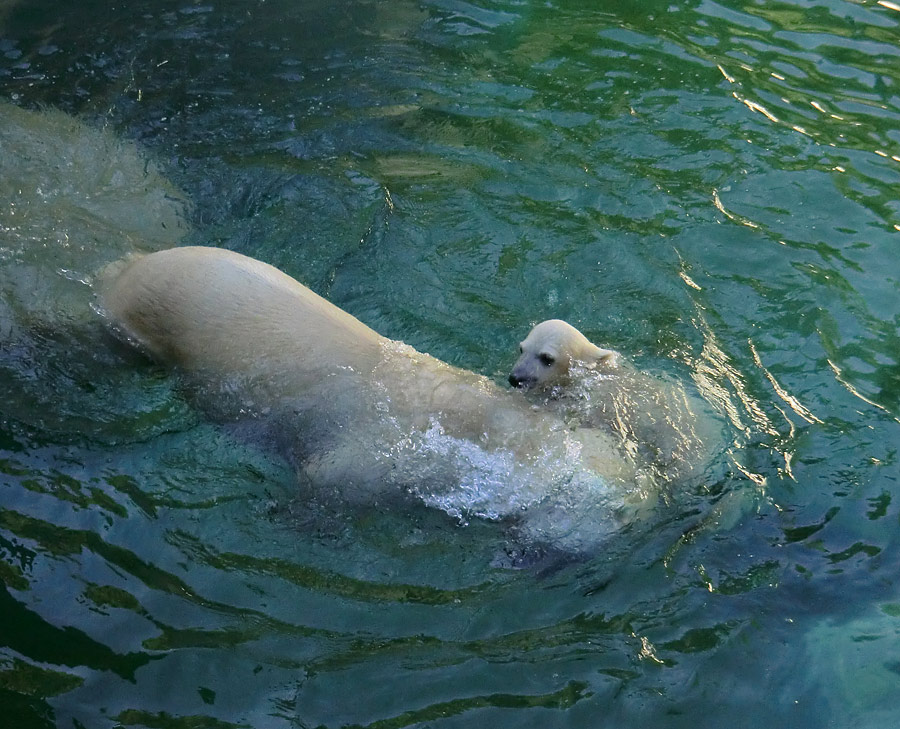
top-left (380, 417), bottom-right (641, 552)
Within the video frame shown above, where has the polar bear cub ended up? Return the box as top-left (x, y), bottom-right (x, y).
top-left (509, 319), bottom-right (723, 485)
top-left (509, 319), bottom-right (619, 389)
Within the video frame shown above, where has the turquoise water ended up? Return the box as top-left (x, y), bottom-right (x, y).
top-left (1, 0), bottom-right (899, 726)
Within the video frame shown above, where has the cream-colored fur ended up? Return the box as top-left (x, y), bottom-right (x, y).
top-left (510, 319), bottom-right (723, 485)
top-left (509, 319), bottom-right (619, 389)
top-left (100, 247), bottom-right (649, 551)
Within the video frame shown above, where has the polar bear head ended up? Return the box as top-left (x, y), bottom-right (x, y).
top-left (508, 319), bottom-right (619, 390)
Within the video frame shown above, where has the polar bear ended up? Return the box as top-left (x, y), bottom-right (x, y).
top-left (509, 319), bottom-right (723, 485)
top-left (99, 246), bottom-right (651, 552)
top-left (509, 319), bottom-right (620, 389)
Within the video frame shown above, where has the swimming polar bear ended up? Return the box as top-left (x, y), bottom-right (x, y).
top-left (99, 246), bottom-right (654, 553)
top-left (510, 319), bottom-right (724, 485)
top-left (509, 319), bottom-right (620, 389)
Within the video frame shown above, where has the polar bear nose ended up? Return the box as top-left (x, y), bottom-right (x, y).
top-left (509, 373), bottom-right (531, 388)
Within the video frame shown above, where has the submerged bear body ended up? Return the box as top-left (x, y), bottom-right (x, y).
top-left (0, 100), bottom-right (723, 557)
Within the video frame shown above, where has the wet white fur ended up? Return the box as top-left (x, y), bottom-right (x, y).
top-left (510, 319), bottom-right (619, 389)
top-left (509, 319), bottom-right (724, 485)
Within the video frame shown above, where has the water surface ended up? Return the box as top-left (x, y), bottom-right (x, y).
top-left (1, 0), bottom-right (899, 727)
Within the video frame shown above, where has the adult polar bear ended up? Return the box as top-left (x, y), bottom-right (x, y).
top-left (100, 246), bottom-right (652, 552)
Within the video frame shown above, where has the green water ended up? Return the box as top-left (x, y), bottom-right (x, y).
top-left (1, 0), bottom-right (899, 726)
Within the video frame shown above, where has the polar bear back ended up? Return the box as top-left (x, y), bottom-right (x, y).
top-left (100, 246), bottom-right (386, 402)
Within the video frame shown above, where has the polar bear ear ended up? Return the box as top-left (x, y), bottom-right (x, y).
top-left (587, 345), bottom-right (620, 368)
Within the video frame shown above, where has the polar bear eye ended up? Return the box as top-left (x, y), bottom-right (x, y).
top-left (539, 353), bottom-right (555, 366)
